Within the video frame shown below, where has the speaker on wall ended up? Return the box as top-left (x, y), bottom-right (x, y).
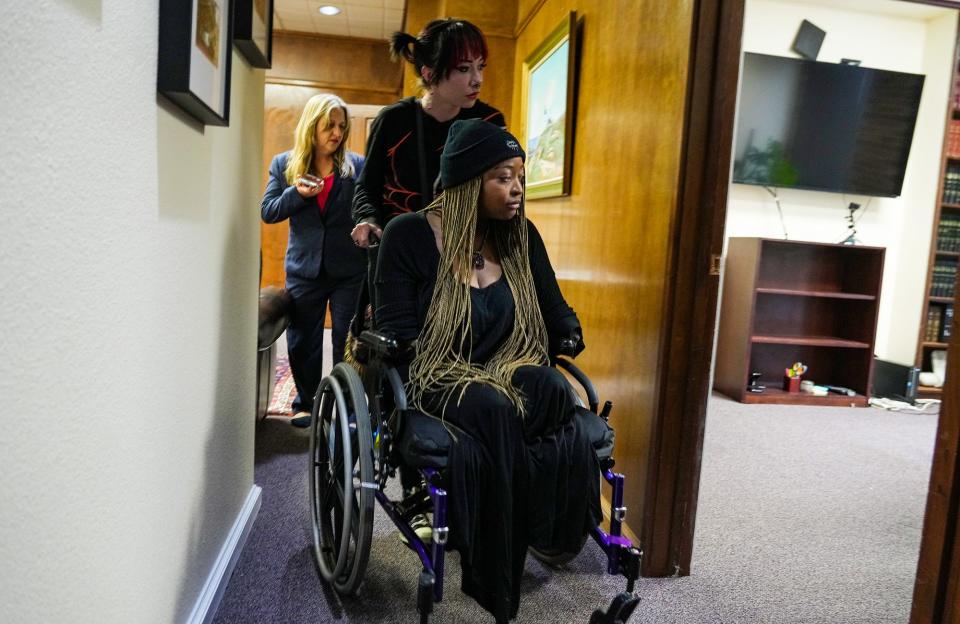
top-left (792, 19), bottom-right (826, 60)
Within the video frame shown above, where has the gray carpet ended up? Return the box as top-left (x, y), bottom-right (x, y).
top-left (672, 394), bottom-right (938, 623)
top-left (213, 390), bottom-right (937, 623)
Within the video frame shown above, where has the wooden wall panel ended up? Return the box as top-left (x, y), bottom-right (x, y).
top-left (511, 0), bottom-right (695, 545)
top-left (481, 34), bottom-right (516, 124)
top-left (443, 0), bottom-right (518, 37)
top-left (267, 32), bottom-right (400, 101)
top-left (260, 34), bottom-right (402, 290)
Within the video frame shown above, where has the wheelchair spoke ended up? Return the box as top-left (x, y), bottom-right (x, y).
top-left (317, 472), bottom-right (337, 508)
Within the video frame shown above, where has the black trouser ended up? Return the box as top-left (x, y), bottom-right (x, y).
top-left (286, 273), bottom-right (364, 414)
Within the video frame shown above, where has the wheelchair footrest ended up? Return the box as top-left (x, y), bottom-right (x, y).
top-left (620, 547), bottom-right (642, 594)
top-left (590, 592), bottom-right (640, 624)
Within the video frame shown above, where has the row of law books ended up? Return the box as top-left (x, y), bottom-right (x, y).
top-left (943, 165), bottom-right (960, 205)
top-left (953, 61), bottom-right (960, 111)
top-left (937, 217), bottom-right (960, 252)
top-left (931, 258), bottom-right (958, 298)
top-left (947, 119), bottom-right (960, 158)
top-left (925, 303), bottom-right (954, 343)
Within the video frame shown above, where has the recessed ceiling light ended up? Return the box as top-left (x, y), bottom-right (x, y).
top-left (318, 5), bottom-right (341, 15)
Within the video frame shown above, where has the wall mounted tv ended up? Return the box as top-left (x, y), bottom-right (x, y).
top-left (732, 52), bottom-right (925, 198)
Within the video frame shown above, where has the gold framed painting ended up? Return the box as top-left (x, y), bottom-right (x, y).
top-left (520, 12), bottom-right (580, 200)
top-left (158, 0), bottom-right (234, 126)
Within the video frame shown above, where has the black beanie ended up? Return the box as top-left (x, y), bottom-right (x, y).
top-left (440, 119), bottom-right (526, 189)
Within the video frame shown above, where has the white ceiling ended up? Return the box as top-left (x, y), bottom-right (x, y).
top-left (273, 0), bottom-right (406, 40)
top-left (794, 0), bottom-right (956, 20)
top-left (272, 0), bottom-right (957, 41)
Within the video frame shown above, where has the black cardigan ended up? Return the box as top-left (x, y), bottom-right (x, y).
top-left (352, 97), bottom-right (505, 227)
top-left (374, 212), bottom-right (584, 363)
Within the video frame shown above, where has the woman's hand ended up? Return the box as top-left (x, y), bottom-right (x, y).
top-left (295, 174), bottom-right (324, 198)
top-left (351, 222), bottom-right (383, 248)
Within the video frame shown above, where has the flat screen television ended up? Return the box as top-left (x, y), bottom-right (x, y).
top-left (732, 53), bottom-right (925, 198)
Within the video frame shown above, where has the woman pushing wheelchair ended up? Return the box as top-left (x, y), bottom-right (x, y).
top-left (375, 119), bottom-right (602, 622)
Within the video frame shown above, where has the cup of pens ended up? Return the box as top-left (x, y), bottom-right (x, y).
top-left (783, 361), bottom-right (807, 393)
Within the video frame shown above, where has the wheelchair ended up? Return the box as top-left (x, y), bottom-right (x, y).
top-left (307, 329), bottom-right (643, 622)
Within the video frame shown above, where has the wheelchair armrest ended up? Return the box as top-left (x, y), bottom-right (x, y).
top-left (359, 330), bottom-right (400, 358)
top-left (557, 336), bottom-right (579, 357)
top-left (555, 357), bottom-right (599, 414)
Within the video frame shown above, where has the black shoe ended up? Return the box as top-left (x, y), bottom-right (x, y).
top-left (291, 411), bottom-right (311, 428)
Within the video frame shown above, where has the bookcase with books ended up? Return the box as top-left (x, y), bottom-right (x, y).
top-left (916, 48), bottom-right (960, 398)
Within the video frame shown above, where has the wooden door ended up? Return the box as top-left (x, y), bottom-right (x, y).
top-left (912, 270), bottom-right (960, 623)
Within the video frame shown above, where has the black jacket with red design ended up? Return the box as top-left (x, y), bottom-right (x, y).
top-left (351, 96), bottom-right (505, 227)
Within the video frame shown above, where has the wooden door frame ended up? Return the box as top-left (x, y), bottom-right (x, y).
top-left (646, 7), bottom-right (960, 624)
top-left (641, 0), bottom-right (745, 576)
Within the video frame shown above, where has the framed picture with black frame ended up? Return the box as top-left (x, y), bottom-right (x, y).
top-left (158, 0), bottom-right (233, 126)
top-left (520, 11), bottom-right (580, 200)
top-left (234, 0), bottom-right (273, 68)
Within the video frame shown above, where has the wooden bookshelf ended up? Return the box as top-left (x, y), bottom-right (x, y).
top-left (918, 385), bottom-right (943, 397)
top-left (754, 287), bottom-right (876, 300)
top-left (714, 238), bottom-right (885, 407)
top-left (740, 387), bottom-right (868, 407)
top-left (751, 335), bottom-right (871, 348)
top-left (916, 54), bottom-right (960, 399)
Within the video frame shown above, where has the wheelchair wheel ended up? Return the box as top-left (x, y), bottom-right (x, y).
top-left (309, 363), bottom-right (375, 595)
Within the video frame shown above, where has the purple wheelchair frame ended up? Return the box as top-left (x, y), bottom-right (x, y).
top-left (361, 337), bottom-right (643, 620)
top-left (377, 464), bottom-right (641, 605)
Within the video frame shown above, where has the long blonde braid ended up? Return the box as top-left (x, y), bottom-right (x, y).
top-left (407, 176), bottom-right (549, 417)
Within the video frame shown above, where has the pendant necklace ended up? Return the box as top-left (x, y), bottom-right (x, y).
top-left (473, 225), bottom-right (489, 270)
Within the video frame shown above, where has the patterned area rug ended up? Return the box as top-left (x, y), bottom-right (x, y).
top-left (266, 355), bottom-right (296, 416)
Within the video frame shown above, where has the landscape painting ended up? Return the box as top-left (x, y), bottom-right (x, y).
top-left (522, 12), bottom-right (578, 199)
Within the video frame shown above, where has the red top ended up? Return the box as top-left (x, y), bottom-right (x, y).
top-left (315, 173), bottom-right (335, 215)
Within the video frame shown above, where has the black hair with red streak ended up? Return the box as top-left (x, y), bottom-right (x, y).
top-left (390, 18), bottom-right (488, 87)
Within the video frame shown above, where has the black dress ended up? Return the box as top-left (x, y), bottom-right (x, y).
top-left (375, 213), bottom-right (602, 622)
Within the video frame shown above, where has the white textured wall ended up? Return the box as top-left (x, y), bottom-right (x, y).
top-left (729, 0), bottom-right (956, 365)
top-left (0, 2), bottom-right (263, 622)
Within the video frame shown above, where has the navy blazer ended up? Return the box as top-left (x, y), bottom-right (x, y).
top-left (261, 151), bottom-right (367, 282)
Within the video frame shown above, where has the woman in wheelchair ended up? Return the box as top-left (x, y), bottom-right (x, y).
top-left (374, 118), bottom-right (602, 622)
